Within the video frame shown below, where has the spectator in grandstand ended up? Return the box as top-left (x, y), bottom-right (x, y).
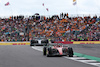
top-left (0, 14), bottom-right (100, 42)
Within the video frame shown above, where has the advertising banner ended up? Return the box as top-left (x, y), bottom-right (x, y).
top-left (0, 42), bottom-right (30, 45)
top-left (73, 41), bottom-right (100, 44)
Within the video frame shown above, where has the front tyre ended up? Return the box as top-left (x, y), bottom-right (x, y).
top-left (43, 47), bottom-right (46, 55)
top-left (68, 47), bottom-right (73, 57)
top-left (47, 47), bottom-right (52, 57)
top-left (30, 44), bottom-right (32, 46)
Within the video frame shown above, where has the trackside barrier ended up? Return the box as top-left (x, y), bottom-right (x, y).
top-left (0, 41), bottom-right (100, 45)
top-left (0, 42), bottom-right (30, 45)
top-left (54, 41), bottom-right (100, 44)
top-left (73, 41), bottom-right (100, 44)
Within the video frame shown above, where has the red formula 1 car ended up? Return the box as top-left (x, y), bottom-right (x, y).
top-left (43, 43), bottom-right (73, 57)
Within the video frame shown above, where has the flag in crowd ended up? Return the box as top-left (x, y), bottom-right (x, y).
top-left (46, 8), bottom-right (49, 11)
top-left (42, 3), bottom-right (44, 6)
top-left (73, 0), bottom-right (77, 5)
top-left (42, 3), bottom-right (49, 11)
top-left (5, 2), bottom-right (10, 6)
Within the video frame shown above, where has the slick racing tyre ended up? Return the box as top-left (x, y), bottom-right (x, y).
top-left (68, 47), bottom-right (73, 57)
top-left (47, 47), bottom-right (52, 57)
top-left (30, 40), bottom-right (37, 46)
top-left (43, 47), bottom-right (46, 55)
top-left (41, 40), bottom-right (48, 44)
top-left (30, 40), bottom-right (33, 46)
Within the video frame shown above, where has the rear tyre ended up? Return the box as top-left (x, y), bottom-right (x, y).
top-left (30, 40), bottom-right (38, 46)
top-left (47, 47), bottom-right (52, 57)
top-left (68, 47), bottom-right (73, 57)
top-left (30, 44), bottom-right (34, 46)
top-left (43, 47), bottom-right (46, 55)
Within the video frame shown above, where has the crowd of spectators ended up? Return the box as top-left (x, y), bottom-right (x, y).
top-left (0, 13), bottom-right (100, 42)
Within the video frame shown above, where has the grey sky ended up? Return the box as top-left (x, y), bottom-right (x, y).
top-left (0, 0), bottom-right (100, 17)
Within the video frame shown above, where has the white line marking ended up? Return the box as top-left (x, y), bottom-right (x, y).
top-left (32, 46), bottom-right (43, 51)
top-left (73, 55), bottom-right (77, 57)
top-left (64, 57), bottom-right (99, 67)
top-left (68, 57), bottom-right (86, 60)
top-left (88, 63), bottom-right (100, 66)
top-left (78, 60), bottom-right (97, 63)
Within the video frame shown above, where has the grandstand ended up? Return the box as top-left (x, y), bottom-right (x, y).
top-left (0, 13), bottom-right (100, 42)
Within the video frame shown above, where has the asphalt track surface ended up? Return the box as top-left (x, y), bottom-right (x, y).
top-left (0, 45), bottom-right (99, 67)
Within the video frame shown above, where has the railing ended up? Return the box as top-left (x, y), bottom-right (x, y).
top-left (1, 14), bottom-right (100, 19)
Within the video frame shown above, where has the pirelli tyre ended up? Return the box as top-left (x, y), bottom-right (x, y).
top-left (41, 40), bottom-right (48, 46)
top-left (47, 47), bottom-right (52, 57)
top-left (43, 47), bottom-right (46, 55)
top-left (68, 47), bottom-right (73, 57)
top-left (30, 40), bottom-right (38, 46)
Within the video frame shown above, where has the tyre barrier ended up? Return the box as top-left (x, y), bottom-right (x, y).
top-left (0, 41), bottom-right (100, 45)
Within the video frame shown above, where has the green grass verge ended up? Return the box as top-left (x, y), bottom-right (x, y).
top-left (74, 52), bottom-right (100, 62)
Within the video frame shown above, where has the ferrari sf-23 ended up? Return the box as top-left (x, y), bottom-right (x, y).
top-left (43, 43), bottom-right (73, 57)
